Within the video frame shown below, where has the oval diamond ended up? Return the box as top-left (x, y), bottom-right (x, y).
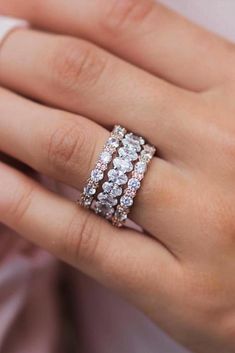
top-left (102, 181), bottom-right (113, 193)
top-left (97, 192), bottom-right (118, 206)
top-left (108, 169), bottom-right (128, 185)
top-left (118, 147), bottom-right (138, 161)
top-left (113, 157), bottom-right (133, 173)
top-left (122, 133), bottom-right (145, 152)
top-left (110, 185), bottom-right (122, 197)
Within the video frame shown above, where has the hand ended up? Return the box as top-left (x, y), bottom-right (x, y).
top-left (0, 1), bottom-right (235, 352)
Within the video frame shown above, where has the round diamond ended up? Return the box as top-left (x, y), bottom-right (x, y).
top-left (95, 202), bottom-right (114, 218)
top-left (91, 169), bottom-right (104, 182)
top-left (107, 137), bottom-right (119, 148)
top-left (113, 125), bottom-right (126, 138)
top-left (108, 169), bottom-right (128, 185)
top-left (120, 195), bottom-right (133, 208)
top-left (135, 161), bottom-right (147, 174)
top-left (141, 145), bottom-right (155, 162)
top-left (97, 193), bottom-right (118, 206)
top-left (84, 184), bottom-right (96, 196)
top-left (115, 209), bottom-right (128, 222)
top-left (128, 178), bottom-right (141, 190)
top-left (100, 151), bottom-right (112, 164)
top-left (113, 157), bottom-right (133, 173)
top-left (140, 150), bottom-right (152, 163)
top-left (118, 147), bottom-right (138, 161)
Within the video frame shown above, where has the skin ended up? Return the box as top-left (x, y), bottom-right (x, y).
top-left (0, 0), bottom-right (235, 352)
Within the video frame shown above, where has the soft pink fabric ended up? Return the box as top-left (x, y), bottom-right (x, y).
top-left (1, 2), bottom-right (235, 352)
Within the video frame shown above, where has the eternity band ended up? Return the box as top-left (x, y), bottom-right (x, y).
top-left (79, 125), bottom-right (156, 227)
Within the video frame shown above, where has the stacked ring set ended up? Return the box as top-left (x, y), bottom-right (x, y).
top-left (80, 126), bottom-right (156, 227)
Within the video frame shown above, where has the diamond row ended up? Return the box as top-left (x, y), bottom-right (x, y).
top-left (94, 132), bottom-right (145, 219)
top-left (79, 126), bottom-right (126, 208)
top-left (112, 144), bottom-right (156, 227)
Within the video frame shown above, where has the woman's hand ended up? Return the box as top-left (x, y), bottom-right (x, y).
top-left (0, 1), bottom-right (235, 352)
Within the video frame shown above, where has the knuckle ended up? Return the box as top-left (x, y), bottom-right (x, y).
top-left (104, 0), bottom-right (155, 33)
top-left (50, 38), bottom-right (108, 92)
top-left (64, 211), bottom-right (102, 264)
top-left (45, 118), bottom-right (87, 174)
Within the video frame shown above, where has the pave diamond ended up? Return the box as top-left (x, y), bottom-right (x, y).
top-left (118, 147), bottom-right (138, 161)
top-left (91, 169), bottom-right (104, 182)
top-left (108, 169), bottom-right (128, 185)
top-left (113, 157), bottom-right (133, 173)
top-left (100, 151), bottom-right (112, 164)
top-left (97, 192), bottom-right (118, 206)
top-left (135, 161), bottom-right (147, 174)
top-left (120, 195), bottom-right (133, 208)
top-left (83, 197), bottom-right (92, 207)
top-left (128, 178), bottom-right (141, 190)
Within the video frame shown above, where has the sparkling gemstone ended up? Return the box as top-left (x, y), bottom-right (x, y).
top-left (132, 171), bottom-right (144, 181)
top-left (100, 151), bottom-right (112, 164)
top-left (115, 209), bottom-right (128, 222)
top-left (91, 169), bottom-right (104, 182)
top-left (102, 181), bottom-right (113, 193)
top-left (120, 195), bottom-right (133, 208)
top-left (140, 150), bottom-right (152, 163)
top-left (144, 144), bottom-right (156, 155)
top-left (135, 161), bottom-right (147, 174)
top-left (113, 125), bottom-right (126, 138)
top-left (141, 145), bottom-right (155, 162)
top-left (113, 157), bottom-right (133, 173)
top-left (128, 178), bottom-right (141, 190)
top-left (107, 137), bottom-right (119, 149)
top-left (123, 133), bottom-right (145, 152)
top-left (110, 185), bottom-right (122, 197)
top-left (84, 184), bottom-right (96, 196)
top-left (125, 188), bottom-right (136, 197)
top-left (95, 201), bottom-right (114, 218)
top-left (83, 196), bottom-right (92, 207)
top-left (103, 181), bottom-right (122, 197)
top-left (97, 192), bottom-right (118, 206)
top-left (108, 169), bottom-right (128, 185)
top-left (118, 147), bottom-right (138, 161)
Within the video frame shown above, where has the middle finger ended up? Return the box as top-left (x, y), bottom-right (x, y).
top-left (0, 28), bottom-right (198, 161)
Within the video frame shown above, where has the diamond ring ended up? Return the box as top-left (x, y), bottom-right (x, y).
top-left (79, 125), bottom-right (156, 227)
